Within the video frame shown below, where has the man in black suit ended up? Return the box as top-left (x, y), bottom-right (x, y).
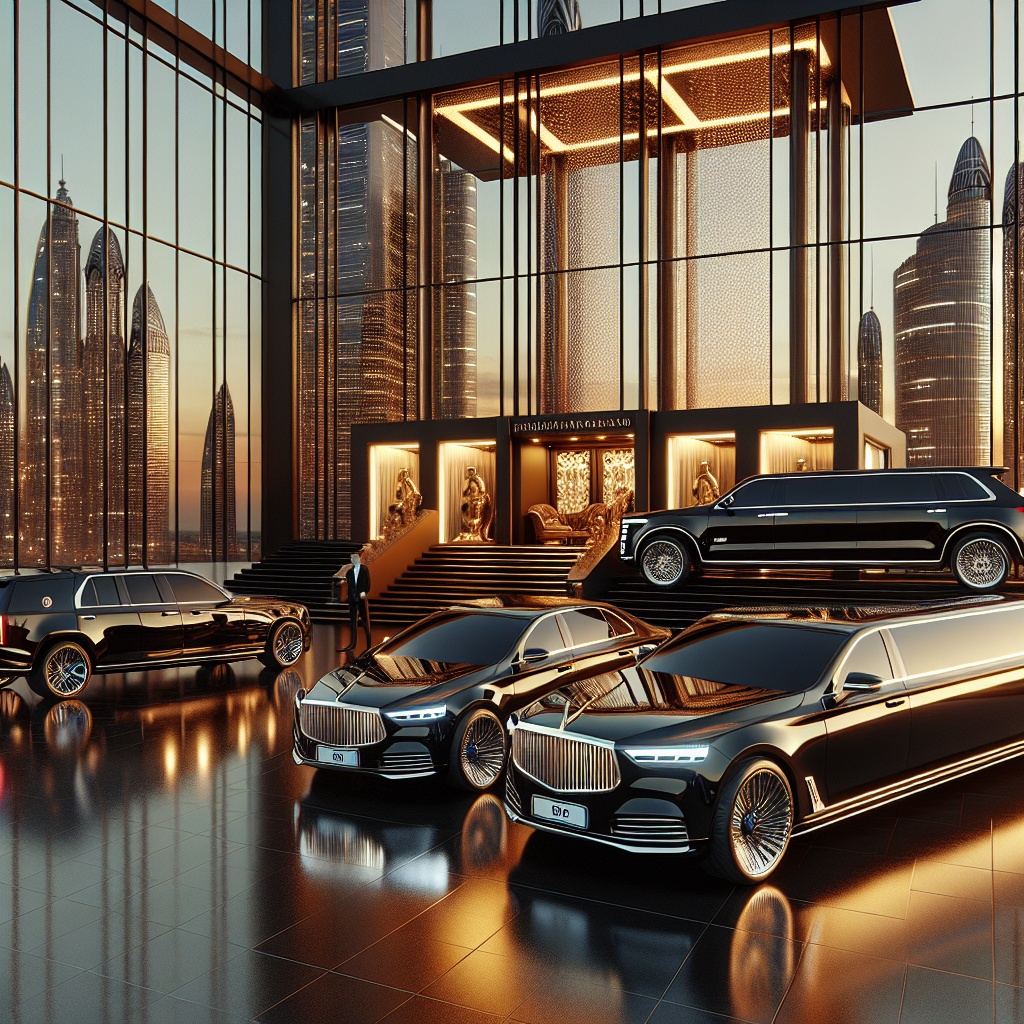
top-left (339, 552), bottom-right (372, 652)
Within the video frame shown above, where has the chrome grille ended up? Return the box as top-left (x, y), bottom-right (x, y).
top-left (610, 816), bottom-right (688, 843)
top-left (380, 752), bottom-right (434, 772)
top-left (299, 702), bottom-right (385, 746)
top-left (511, 727), bottom-right (620, 793)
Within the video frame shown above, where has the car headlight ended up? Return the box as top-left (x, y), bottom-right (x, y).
top-left (385, 705), bottom-right (447, 722)
top-left (623, 745), bottom-right (710, 765)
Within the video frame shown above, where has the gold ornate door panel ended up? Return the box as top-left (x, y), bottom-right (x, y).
top-left (555, 450), bottom-right (591, 514)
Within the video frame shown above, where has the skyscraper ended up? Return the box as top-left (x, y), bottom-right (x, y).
top-left (433, 156), bottom-right (477, 419)
top-left (201, 382), bottom-right (236, 561)
top-left (1003, 161), bottom-right (1024, 487)
top-left (82, 225), bottom-right (126, 564)
top-left (894, 137), bottom-right (991, 466)
top-left (22, 180), bottom-right (83, 565)
top-left (127, 285), bottom-right (171, 564)
top-left (857, 309), bottom-right (883, 415)
top-left (0, 360), bottom-right (14, 564)
top-left (539, 0), bottom-right (583, 34)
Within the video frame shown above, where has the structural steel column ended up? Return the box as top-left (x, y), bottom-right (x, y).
top-left (789, 50), bottom-right (810, 405)
top-left (657, 137), bottom-right (677, 410)
top-left (416, 1), bottom-right (433, 420)
top-left (540, 153), bottom-right (569, 413)
top-left (827, 80), bottom-right (848, 402)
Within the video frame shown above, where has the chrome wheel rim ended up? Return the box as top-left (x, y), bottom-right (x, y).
top-left (955, 539), bottom-right (1007, 589)
top-left (460, 714), bottom-right (506, 788)
top-left (729, 769), bottom-right (792, 879)
top-left (45, 646), bottom-right (90, 697)
top-left (641, 540), bottom-right (685, 585)
top-left (274, 623), bottom-right (304, 665)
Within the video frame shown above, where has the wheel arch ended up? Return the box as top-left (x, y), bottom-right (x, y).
top-left (940, 522), bottom-right (1024, 567)
top-left (30, 632), bottom-right (98, 673)
top-left (719, 743), bottom-right (806, 822)
top-left (637, 526), bottom-right (703, 568)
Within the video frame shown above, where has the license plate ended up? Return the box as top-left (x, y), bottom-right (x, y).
top-left (532, 795), bottom-right (587, 829)
top-left (317, 746), bottom-right (358, 767)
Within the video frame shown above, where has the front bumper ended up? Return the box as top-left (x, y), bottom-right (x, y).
top-left (504, 761), bottom-right (708, 856)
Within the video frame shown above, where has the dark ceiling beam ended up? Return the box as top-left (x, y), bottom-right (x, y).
top-left (279, 0), bottom-right (916, 114)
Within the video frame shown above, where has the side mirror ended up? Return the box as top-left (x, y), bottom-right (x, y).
top-left (842, 672), bottom-right (884, 693)
top-left (521, 648), bottom-right (549, 664)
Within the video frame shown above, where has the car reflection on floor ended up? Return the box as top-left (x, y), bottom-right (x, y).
top-left (0, 624), bottom-right (1019, 1023)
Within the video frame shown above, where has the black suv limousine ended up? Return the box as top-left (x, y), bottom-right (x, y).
top-left (0, 570), bottom-right (311, 700)
top-left (619, 467), bottom-right (1024, 591)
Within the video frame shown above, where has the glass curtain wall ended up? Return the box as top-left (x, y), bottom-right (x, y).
top-left (296, 2), bottom-right (1024, 541)
top-left (0, 0), bottom-right (263, 568)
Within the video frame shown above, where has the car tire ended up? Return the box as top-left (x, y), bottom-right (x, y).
top-left (448, 707), bottom-right (508, 791)
top-left (702, 757), bottom-right (794, 885)
top-left (950, 532), bottom-right (1012, 591)
top-left (639, 536), bottom-right (692, 588)
top-left (28, 640), bottom-right (93, 702)
top-left (259, 619), bottom-right (305, 669)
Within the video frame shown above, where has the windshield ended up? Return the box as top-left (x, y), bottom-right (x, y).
top-left (372, 612), bottom-right (527, 679)
top-left (642, 622), bottom-right (848, 693)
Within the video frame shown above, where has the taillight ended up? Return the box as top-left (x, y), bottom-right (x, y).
top-left (1016, 508), bottom-right (1024, 513)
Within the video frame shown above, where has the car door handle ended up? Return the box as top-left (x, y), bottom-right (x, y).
top-left (557, 663), bottom-right (572, 672)
top-left (162, 610), bottom-right (178, 616)
top-left (885, 697), bottom-right (906, 708)
top-left (617, 649), bottom-right (632, 657)
top-left (190, 610), bottom-right (205, 616)
top-left (926, 508), bottom-right (946, 513)
top-left (81, 614), bottom-right (96, 620)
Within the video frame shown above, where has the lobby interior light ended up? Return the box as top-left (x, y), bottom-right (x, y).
top-left (435, 37), bottom-right (830, 161)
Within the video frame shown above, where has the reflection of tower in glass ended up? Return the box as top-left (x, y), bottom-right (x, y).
top-left (297, 0), bottom-right (418, 538)
top-left (434, 157), bottom-right (477, 418)
top-left (82, 226), bottom-right (126, 564)
top-left (539, 0), bottom-right (583, 34)
top-left (1003, 162), bottom-right (1024, 487)
top-left (0, 360), bottom-right (13, 564)
top-left (894, 137), bottom-right (991, 466)
top-left (201, 383), bottom-right (236, 560)
top-left (23, 181), bottom-right (83, 565)
top-left (857, 310), bottom-right (883, 415)
top-left (127, 285), bottom-right (171, 564)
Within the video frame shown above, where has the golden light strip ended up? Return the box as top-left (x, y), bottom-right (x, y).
top-left (435, 38), bottom-right (829, 117)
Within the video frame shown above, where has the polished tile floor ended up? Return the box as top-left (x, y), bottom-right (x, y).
top-left (0, 624), bottom-right (1022, 1023)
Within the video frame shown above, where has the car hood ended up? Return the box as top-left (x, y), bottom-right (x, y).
top-left (303, 660), bottom-right (494, 711)
top-left (518, 689), bottom-right (804, 746)
top-left (231, 595), bottom-right (309, 620)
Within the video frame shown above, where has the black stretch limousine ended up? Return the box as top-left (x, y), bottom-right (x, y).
top-left (619, 467), bottom-right (1024, 591)
top-left (504, 596), bottom-right (1024, 883)
top-left (0, 570), bottom-right (311, 700)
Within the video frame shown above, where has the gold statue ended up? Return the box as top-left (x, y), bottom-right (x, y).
top-left (796, 458), bottom-right (807, 472)
top-left (457, 466), bottom-right (493, 542)
top-left (692, 461), bottom-right (720, 505)
top-left (385, 468), bottom-right (422, 531)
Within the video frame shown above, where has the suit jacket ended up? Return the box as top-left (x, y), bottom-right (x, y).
top-left (343, 564), bottom-right (371, 606)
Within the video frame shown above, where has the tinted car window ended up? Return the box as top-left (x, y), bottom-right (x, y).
top-left (377, 613), bottom-right (526, 665)
top-left (124, 574), bottom-right (162, 605)
top-left (603, 610), bottom-right (634, 637)
top-left (838, 631), bottom-right (893, 687)
top-left (91, 576), bottom-right (121, 606)
top-left (730, 479), bottom-right (778, 508)
top-left (561, 608), bottom-right (614, 646)
top-left (8, 577), bottom-right (75, 614)
top-left (522, 615), bottom-right (566, 655)
top-left (643, 622), bottom-right (848, 692)
top-left (861, 474), bottom-right (936, 504)
top-left (782, 475), bottom-right (861, 506)
top-left (936, 472), bottom-right (989, 501)
top-left (891, 607), bottom-right (1024, 678)
top-left (167, 574), bottom-right (225, 604)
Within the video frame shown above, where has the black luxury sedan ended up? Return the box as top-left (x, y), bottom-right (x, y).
top-left (0, 569), bottom-right (311, 700)
top-left (619, 466), bottom-right (1024, 591)
top-left (504, 596), bottom-right (1024, 883)
top-left (291, 597), bottom-right (669, 790)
